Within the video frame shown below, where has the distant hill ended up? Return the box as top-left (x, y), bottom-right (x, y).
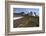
top-left (13, 12), bottom-right (38, 17)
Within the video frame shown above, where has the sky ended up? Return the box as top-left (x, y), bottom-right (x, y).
top-left (13, 8), bottom-right (39, 15)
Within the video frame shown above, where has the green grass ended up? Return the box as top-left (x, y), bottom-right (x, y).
top-left (13, 15), bottom-right (39, 28)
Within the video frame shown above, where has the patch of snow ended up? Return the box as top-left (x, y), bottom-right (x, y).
top-left (13, 16), bottom-right (23, 20)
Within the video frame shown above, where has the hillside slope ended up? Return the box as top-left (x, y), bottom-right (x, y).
top-left (13, 15), bottom-right (39, 28)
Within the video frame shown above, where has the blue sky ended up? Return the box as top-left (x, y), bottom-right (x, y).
top-left (13, 8), bottom-right (39, 15)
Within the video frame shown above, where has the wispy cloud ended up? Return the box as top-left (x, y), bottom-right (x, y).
top-left (13, 8), bottom-right (39, 15)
